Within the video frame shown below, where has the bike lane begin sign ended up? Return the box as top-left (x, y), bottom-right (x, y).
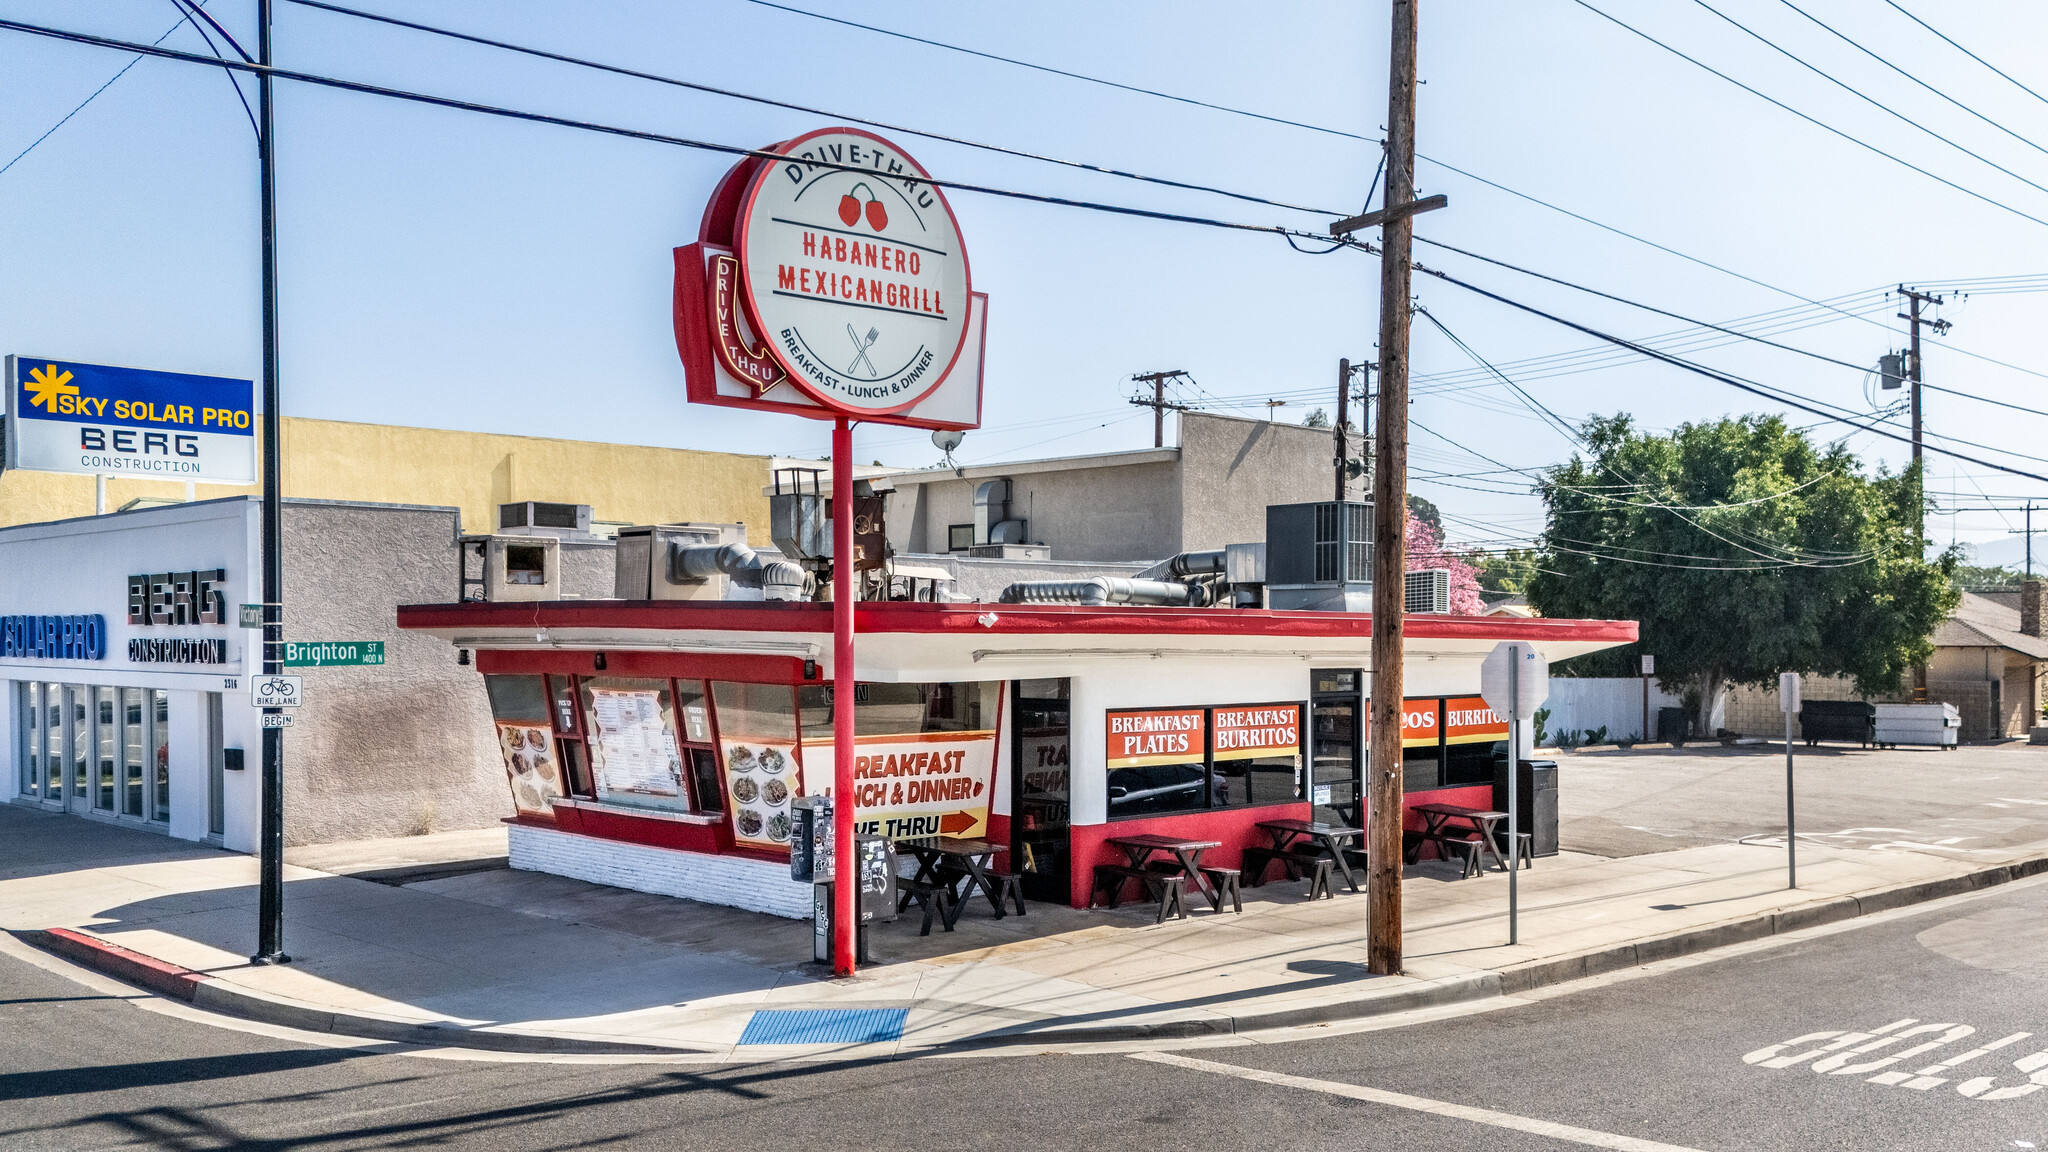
top-left (252, 674), bottom-right (303, 708)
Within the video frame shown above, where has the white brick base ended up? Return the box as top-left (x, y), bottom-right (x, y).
top-left (507, 823), bottom-right (813, 919)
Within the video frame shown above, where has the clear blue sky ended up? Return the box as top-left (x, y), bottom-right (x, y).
top-left (4, 1), bottom-right (2047, 561)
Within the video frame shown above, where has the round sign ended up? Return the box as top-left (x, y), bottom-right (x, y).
top-left (736, 128), bottom-right (973, 416)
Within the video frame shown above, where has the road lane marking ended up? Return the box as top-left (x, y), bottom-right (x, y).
top-left (1130, 1051), bottom-right (1708, 1152)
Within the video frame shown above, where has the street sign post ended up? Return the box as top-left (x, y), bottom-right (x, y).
top-left (239, 604), bottom-right (264, 629)
top-left (252, 674), bottom-right (302, 709)
top-left (260, 713), bottom-right (295, 729)
top-left (1780, 671), bottom-right (1800, 890)
top-left (282, 641), bottom-right (384, 667)
top-left (1481, 641), bottom-right (1549, 945)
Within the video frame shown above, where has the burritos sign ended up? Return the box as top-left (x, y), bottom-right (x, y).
top-left (5, 357), bottom-right (256, 483)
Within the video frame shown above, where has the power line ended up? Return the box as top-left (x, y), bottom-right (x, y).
top-left (1570, 0), bottom-right (2048, 231)
top-left (281, 0), bottom-right (1345, 219)
top-left (1771, 0), bottom-right (2048, 162)
top-left (735, 0), bottom-right (1376, 143)
top-left (1879, 0), bottom-right (2048, 111)
top-left (1688, 0), bottom-right (2048, 202)
top-left (0, 15), bottom-right (1353, 249)
top-left (0, 7), bottom-right (205, 178)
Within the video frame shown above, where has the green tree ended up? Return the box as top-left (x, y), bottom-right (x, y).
top-left (1527, 414), bottom-right (1957, 735)
top-left (1406, 494), bottom-right (1441, 536)
top-left (1302, 407), bottom-right (1331, 428)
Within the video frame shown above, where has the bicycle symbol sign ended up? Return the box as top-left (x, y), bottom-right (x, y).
top-left (251, 674), bottom-right (303, 709)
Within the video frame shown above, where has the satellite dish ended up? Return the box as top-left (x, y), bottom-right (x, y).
top-left (931, 429), bottom-right (965, 452)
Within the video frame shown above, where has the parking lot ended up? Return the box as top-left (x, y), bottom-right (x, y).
top-left (1556, 740), bottom-right (2048, 857)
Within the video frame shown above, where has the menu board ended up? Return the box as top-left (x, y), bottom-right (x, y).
top-left (1104, 708), bottom-right (1206, 769)
top-left (722, 739), bottom-right (800, 848)
top-left (1211, 704), bottom-right (1301, 761)
top-left (799, 730), bottom-right (998, 840)
top-left (496, 721), bottom-right (564, 817)
top-left (587, 688), bottom-right (683, 797)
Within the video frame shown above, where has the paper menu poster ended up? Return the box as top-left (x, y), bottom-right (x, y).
top-left (722, 739), bottom-right (799, 849)
top-left (587, 688), bottom-right (682, 797)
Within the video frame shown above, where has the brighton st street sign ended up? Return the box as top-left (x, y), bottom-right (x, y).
top-left (4, 357), bottom-right (257, 483)
top-left (733, 129), bottom-right (973, 417)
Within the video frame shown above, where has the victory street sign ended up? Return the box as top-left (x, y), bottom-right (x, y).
top-left (736, 128), bottom-right (973, 417)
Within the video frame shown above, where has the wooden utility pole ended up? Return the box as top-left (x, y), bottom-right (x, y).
top-left (1130, 370), bottom-right (1190, 448)
top-left (1334, 359), bottom-right (1370, 501)
top-left (1368, 0), bottom-right (1419, 978)
top-left (1897, 286), bottom-right (1948, 703)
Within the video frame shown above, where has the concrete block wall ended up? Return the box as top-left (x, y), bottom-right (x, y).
top-left (509, 822), bottom-right (812, 919)
top-left (1721, 674), bottom-right (1903, 737)
top-left (1933, 680), bottom-right (1998, 742)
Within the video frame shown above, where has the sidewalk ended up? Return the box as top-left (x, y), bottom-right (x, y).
top-left (9, 796), bottom-right (2045, 1060)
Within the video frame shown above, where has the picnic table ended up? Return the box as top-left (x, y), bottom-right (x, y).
top-left (1254, 819), bottom-right (1364, 893)
top-left (1411, 802), bottom-right (1509, 874)
top-left (898, 836), bottom-right (1009, 918)
top-left (1105, 834), bottom-right (1222, 902)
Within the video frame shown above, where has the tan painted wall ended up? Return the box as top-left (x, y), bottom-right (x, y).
top-left (1177, 412), bottom-right (1338, 553)
top-left (0, 418), bottom-right (773, 541)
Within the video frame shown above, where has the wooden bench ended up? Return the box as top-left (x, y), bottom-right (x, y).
top-left (897, 878), bottom-right (956, 935)
top-left (1091, 864), bottom-right (1151, 909)
top-left (1200, 867), bottom-right (1242, 914)
top-left (1151, 873), bottom-right (1189, 923)
top-left (1242, 846), bottom-right (1294, 886)
top-left (1307, 857), bottom-right (1337, 900)
top-left (996, 872), bottom-right (1028, 916)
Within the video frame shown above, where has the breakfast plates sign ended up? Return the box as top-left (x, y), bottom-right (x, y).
top-left (798, 730), bottom-right (997, 840)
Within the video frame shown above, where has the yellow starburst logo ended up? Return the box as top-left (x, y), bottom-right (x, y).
top-left (25, 364), bottom-right (77, 412)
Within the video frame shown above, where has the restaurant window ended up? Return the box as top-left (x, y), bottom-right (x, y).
top-left (714, 682), bottom-right (801, 848)
top-left (123, 687), bottom-right (146, 817)
top-left (1443, 696), bottom-right (1509, 787)
top-left (580, 676), bottom-right (688, 815)
top-left (94, 687), bottom-right (116, 811)
top-left (484, 674), bottom-right (568, 817)
top-left (544, 675), bottom-right (592, 797)
top-left (1400, 698), bottom-right (1444, 792)
top-left (674, 679), bottom-right (722, 814)
top-left (798, 681), bottom-right (1000, 739)
top-left (19, 682), bottom-right (42, 799)
top-left (1105, 704), bottom-right (1304, 820)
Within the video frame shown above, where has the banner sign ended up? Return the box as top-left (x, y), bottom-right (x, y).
top-left (1105, 708), bottom-right (1206, 769)
top-left (799, 730), bottom-right (997, 839)
top-left (282, 640), bottom-right (385, 667)
top-left (1363, 697), bottom-right (1446, 746)
top-left (1211, 704), bottom-right (1302, 760)
top-left (1444, 696), bottom-right (1509, 745)
top-left (6, 357), bottom-right (256, 483)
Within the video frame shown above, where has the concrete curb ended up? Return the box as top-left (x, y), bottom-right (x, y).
top-left (23, 852), bottom-right (2048, 1057)
top-left (13, 928), bottom-right (699, 1057)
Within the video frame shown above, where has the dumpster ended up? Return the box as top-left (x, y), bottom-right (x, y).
top-left (1873, 702), bottom-right (1960, 749)
top-left (1657, 706), bottom-right (1691, 745)
top-left (1492, 759), bottom-right (1559, 857)
top-left (1799, 699), bottom-right (1875, 747)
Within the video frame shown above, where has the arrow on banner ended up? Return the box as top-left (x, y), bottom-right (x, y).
top-left (940, 811), bottom-right (978, 835)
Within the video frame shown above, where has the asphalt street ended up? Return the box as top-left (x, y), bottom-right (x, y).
top-left (12, 871), bottom-right (2048, 1149)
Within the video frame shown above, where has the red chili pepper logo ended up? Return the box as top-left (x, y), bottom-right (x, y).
top-left (837, 194), bottom-right (861, 227)
top-left (864, 199), bottom-right (888, 231)
top-left (838, 183), bottom-right (888, 231)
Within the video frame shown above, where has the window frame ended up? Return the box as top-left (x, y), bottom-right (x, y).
top-left (1104, 702), bottom-right (1306, 822)
top-left (947, 523), bottom-right (974, 551)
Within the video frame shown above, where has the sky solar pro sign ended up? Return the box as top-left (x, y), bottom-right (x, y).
top-left (5, 357), bottom-right (257, 484)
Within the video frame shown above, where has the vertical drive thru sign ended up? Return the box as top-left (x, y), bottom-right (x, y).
top-left (5, 357), bottom-right (257, 483)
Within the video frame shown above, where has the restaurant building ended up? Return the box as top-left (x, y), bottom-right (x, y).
top-left (398, 595), bottom-right (1635, 914)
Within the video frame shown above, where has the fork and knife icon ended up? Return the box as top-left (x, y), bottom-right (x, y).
top-left (846, 325), bottom-right (880, 376)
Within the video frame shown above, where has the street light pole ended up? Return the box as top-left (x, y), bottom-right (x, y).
top-left (253, 0), bottom-right (288, 966)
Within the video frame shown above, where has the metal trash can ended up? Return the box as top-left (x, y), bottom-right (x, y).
top-left (1657, 706), bottom-right (1691, 745)
top-left (1492, 758), bottom-right (1559, 858)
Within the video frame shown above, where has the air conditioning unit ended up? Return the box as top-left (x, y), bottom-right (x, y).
top-left (477, 535), bottom-right (561, 602)
top-left (1405, 568), bottom-right (1450, 614)
top-left (498, 501), bottom-right (593, 538)
top-left (1265, 501), bottom-right (1373, 611)
top-left (614, 523), bottom-right (746, 600)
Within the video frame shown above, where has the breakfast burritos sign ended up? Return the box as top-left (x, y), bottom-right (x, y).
top-left (674, 128), bottom-right (986, 430)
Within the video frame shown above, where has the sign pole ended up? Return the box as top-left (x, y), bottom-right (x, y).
top-left (1781, 671), bottom-right (1799, 890)
top-left (831, 417), bottom-right (858, 976)
top-left (253, 0), bottom-right (289, 967)
top-left (1507, 645), bottom-right (1519, 945)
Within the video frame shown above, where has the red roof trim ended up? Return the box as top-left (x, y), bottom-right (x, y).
top-left (397, 599), bottom-right (1637, 644)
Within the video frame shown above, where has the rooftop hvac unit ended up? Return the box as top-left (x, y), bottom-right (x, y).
top-left (498, 501), bottom-right (593, 538)
top-left (464, 535), bottom-right (561, 602)
top-left (1265, 501), bottom-right (1373, 611)
top-left (1405, 568), bottom-right (1450, 614)
top-left (614, 523), bottom-right (746, 600)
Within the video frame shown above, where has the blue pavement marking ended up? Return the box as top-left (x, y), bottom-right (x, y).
top-left (738, 1008), bottom-right (909, 1045)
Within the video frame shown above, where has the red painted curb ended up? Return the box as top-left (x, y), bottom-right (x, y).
top-left (21, 927), bottom-right (212, 1002)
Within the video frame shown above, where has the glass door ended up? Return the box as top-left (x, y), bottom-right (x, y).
top-left (1011, 679), bottom-right (1071, 902)
top-left (1310, 669), bottom-right (1363, 827)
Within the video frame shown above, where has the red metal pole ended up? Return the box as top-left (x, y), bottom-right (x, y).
top-left (831, 417), bottom-right (858, 975)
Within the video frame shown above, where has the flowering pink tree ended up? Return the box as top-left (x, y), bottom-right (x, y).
top-left (1405, 516), bottom-right (1485, 614)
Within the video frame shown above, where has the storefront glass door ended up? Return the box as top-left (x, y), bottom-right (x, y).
top-left (1012, 679), bottom-right (1071, 902)
top-left (1310, 669), bottom-right (1363, 827)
